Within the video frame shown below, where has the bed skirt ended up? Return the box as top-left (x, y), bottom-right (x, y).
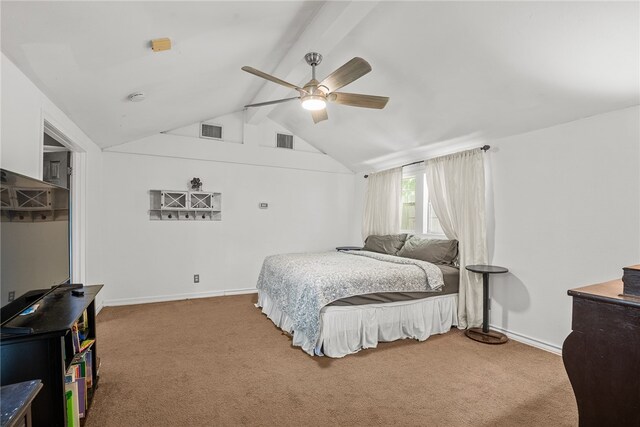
top-left (256, 291), bottom-right (458, 358)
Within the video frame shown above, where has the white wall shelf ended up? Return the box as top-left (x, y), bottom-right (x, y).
top-left (149, 190), bottom-right (221, 221)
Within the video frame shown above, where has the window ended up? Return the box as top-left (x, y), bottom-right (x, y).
top-left (401, 176), bottom-right (416, 231)
top-left (400, 167), bottom-right (445, 237)
top-left (426, 201), bottom-right (444, 235)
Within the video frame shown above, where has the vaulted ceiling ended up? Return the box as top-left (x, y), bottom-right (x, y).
top-left (2, 1), bottom-right (638, 172)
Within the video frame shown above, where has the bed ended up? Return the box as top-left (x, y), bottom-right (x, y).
top-left (256, 235), bottom-right (460, 358)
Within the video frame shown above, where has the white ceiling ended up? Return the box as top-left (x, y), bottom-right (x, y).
top-left (2, 1), bottom-right (638, 172)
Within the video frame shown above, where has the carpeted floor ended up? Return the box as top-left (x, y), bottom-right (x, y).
top-left (86, 294), bottom-right (577, 426)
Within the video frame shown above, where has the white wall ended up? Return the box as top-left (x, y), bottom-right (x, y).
top-left (107, 129), bottom-right (346, 174)
top-left (167, 112), bottom-right (323, 154)
top-left (0, 53), bottom-right (104, 306)
top-left (487, 106), bottom-right (640, 351)
top-left (348, 106), bottom-right (639, 352)
top-left (101, 134), bottom-right (358, 305)
top-left (1, 51), bottom-right (359, 309)
top-left (350, 174), bottom-right (368, 244)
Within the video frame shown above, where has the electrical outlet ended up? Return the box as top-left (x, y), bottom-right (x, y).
top-left (194, 274), bottom-right (199, 284)
top-left (8, 291), bottom-right (15, 302)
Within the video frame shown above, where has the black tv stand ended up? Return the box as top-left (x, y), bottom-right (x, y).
top-left (0, 326), bottom-right (34, 335)
top-left (0, 284), bottom-right (103, 427)
top-left (51, 283), bottom-right (84, 298)
top-left (25, 292), bottom-right (45, 304)
top-left (2, 288), bottom-right (52, 324)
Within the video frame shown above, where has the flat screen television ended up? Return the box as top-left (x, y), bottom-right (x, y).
top-left (0, 168), bottom-right (71, 327)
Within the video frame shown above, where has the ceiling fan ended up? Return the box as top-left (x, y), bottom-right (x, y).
top-left (241, 52), bottom-right (389, 124)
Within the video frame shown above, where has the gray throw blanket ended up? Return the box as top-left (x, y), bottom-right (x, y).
top-left (256, 250), bottom-right (444, 347)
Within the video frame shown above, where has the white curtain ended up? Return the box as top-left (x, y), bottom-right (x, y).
top-left (361, 167), bottom-right (402, 240)
top-left (425, 149), bottom-right (487, 329)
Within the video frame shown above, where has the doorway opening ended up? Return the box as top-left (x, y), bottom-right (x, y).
top-left (42, 120), bottom-right (86, 284)
top-left (43, 133), bottom-right (71, 189)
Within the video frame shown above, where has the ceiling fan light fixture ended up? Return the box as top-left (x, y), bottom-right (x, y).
top-left (301, 95), bottom-right (326, 111)
top-left (241, 53), bottom-right (387, 123)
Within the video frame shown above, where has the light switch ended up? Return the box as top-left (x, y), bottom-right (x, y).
top-left (259, 202), bottom-right (269, 209)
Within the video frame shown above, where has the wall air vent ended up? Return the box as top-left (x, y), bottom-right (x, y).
top-left (276, 133), bottom-right (294, 149)
top-left (200, 123), bottom-right (223, 140)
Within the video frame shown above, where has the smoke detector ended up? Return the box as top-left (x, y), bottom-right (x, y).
top-left (128, 92), bottom-right (146, 102)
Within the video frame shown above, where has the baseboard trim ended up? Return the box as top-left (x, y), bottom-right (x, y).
top-left (224, 288), bottom-right (259, 296)
top-left (104, 288), bottom-right (258, 307)
top-left (490, 324), bottom-right (562, 355)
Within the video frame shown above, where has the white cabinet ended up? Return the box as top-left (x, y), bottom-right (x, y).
top-left (161, 191), bottom-right (187, 210)
top-left (149, 190), bottom-right (221, 221)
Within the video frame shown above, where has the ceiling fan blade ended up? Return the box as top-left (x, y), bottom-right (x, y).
top-left (244, 96), bottom-right (300, 108)
top-left (318, 57), bottom-right (372, 93)
top-left (311, 108), bottom-right (328, 124)
top-left (328, 92), bottom-right (389, 109)
top-left (241, 66), bottom-right (305, 93)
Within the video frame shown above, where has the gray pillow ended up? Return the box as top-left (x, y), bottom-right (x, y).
top-left (397, 236), bottom-right (458, 265)
top-left (363, 234), bottom-right (408, 255)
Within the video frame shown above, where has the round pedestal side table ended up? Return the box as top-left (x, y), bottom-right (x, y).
top-left (465, 264), bottom-right (509, 344)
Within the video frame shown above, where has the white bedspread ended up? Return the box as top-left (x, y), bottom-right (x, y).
top-left (257, 291), bottom-right (458, 357)
top-left (256, 250), bottom-right (445, 353)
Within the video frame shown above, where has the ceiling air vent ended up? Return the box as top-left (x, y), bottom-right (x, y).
top-left (200, 123), bottom-right (223, 140)
top-left (276, 133), bottom-right (294, 149)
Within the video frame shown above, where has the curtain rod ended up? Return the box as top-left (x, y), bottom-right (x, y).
top-left (363, 145), bottom-right (490, 178)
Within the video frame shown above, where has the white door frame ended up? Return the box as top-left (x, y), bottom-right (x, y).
top-left (42, 118), bottom-right (87, 284)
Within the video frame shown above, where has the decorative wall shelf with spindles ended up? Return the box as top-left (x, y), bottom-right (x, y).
top-left (149, 190), bottom-right (221, 221)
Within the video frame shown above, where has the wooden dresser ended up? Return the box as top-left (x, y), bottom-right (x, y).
top-left (563, 279), bottom-right (640, 426)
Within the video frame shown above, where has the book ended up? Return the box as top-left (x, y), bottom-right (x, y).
top-left (20, 303), bottom-right (40, 315)
top-left (71, 340), bottom-right (94, 365)
top-left (76, 377), bottom-right (86, 418)
top-left (71, 322), bottom-right (81, 354)
top-left (65, 389), bottom-right (74, 427)
top-left (65, 352), bottom-right (91, 421)
top-left (623, 264), bottom-right (640, 296)
top-left (77, 310), bottom-right (89, 341)
top-left (79, 339), bottom-right (95, 353)
top-left (85, 350), bottom-right (93, 388)
top-left (64, 368), bottom-right (76, 384)
top-left (71, 357), bottom-right (86, 378)
top-left (64, 381), bottom-right (80, 427)
top-left (71, 364), bottom-right (79, 379)
top-left (71, 381), bottom-right (80, 427)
